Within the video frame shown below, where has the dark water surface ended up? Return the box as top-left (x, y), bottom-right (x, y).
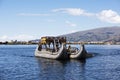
top-left (0, 45), bottom-right (120, 80)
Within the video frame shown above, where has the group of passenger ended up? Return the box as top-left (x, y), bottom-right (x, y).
top-left (38, 36), bottom-right (66, 52)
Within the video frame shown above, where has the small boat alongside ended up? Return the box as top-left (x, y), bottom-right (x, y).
top-left (68, 44), bottom-right (87, 59)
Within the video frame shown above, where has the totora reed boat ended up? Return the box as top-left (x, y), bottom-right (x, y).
top-left (35, 37), bottom-right (69, 60)
top-left (35, 36), bottom-right (92, 60)
top-left (67, 44), bottom-right (88, 59)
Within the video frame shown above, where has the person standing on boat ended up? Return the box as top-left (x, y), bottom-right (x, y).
top-left (67, 45), bottom-right (71, 52)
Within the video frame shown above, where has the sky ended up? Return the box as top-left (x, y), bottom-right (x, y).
top-left (0, 0), bottom-right (120, 41)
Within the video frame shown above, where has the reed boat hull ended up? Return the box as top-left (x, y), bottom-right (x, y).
top-left (69, 45), bottom-right (88, 59)
top-left (35, 44), bottom-right (69, 60)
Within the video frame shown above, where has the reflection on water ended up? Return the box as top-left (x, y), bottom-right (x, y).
top-left (36, 58), bottom-right (86, 80)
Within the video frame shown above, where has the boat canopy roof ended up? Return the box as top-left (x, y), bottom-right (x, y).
top-left (40, 36), bottom-right (66, 44)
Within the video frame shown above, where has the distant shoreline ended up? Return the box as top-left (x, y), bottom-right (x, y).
top-left (0, 43), bottom-right (120, 45)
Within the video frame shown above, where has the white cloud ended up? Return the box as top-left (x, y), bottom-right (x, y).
top-left (17, 9), bottom-right (120, 24)
top-left (18, 13), bottom-right (50, 16)
top-left (65, 20), bottom-right (77, 27)
top-left (0, 34), bottom-right (36, 41)
top-left (46, 19), bottom-right (56, 22)
top-left (97, 10), bottom-right (120, 23)
top-left (52, 8), bottom-right (94, 16)
top-left (53, 8), bottom-right (120, 24)
top-left (69, 30), bottom-right (79, 33)
top-left (11, 34), bottom-right (35, 41)
top-left (0, 35), bottom-right (8, 41)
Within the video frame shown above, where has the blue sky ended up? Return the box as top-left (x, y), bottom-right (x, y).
top-left (0, 0), bottom-right (120, 41)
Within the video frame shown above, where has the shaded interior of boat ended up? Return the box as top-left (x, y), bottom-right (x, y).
top-left (38, 36), bottom-right (67, 53)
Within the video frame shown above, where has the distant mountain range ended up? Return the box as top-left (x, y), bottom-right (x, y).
top-left (61, 26), bottom-right (120, 42)
top-left (31, 26), bottom-right (120, 43)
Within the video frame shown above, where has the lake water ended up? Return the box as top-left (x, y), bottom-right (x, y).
top-left (0, 45), bottom-right (120, 80)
